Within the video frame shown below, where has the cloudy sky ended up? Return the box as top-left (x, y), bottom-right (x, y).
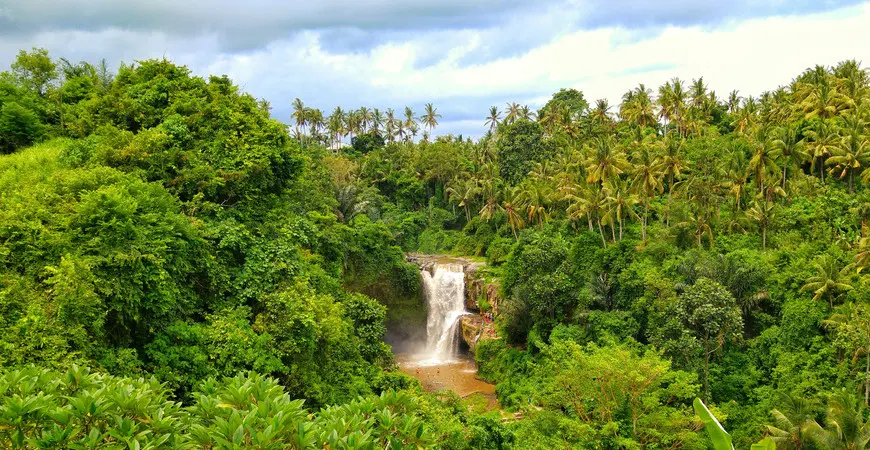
top-left (1, 0), bottom-right (868, 137)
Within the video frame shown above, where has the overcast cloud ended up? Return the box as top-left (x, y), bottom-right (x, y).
top-left (0, 0), bottom-right (867, 137)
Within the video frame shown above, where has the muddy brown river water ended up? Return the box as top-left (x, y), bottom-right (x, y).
top-left (397, 352), bottom-right (500, 409)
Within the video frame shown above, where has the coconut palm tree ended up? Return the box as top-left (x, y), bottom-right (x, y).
top-left (519, 105), bottom-right (535, 121)
top-left (807, 389), bottom-right (870, 449)
top-left (485, 106), bottom-right (501, 133)
top-left (420, 103), bottom-right (441, 137)
top-left (372, 108), bottom-right (383, 136)
top-left (801, 255), bottom-right (853, 308)
top-left (771, 124), bottom-right (809, 190)
top-left (746, 199), bottom-right (775, 249)
top-left (291, 98), bottom-right (307, 139)
top-left (385, 108), bottom-right (396, 142)
top-left (831, 115), bottom-right (870, 193)
top-left (585, 135), bottom-right (629, 185)
top-left (660, 137), bottom-right (687, 226)
top-left (604, 178), bottom-right (639, 240)
top-left (403, 106), bottom-right (416, 137)
top-left (503, 186), bottom-right (525, 240)
top-left (565, 182), bottom-right (608, 247)
top-left (505, 102), bottom-right (521, 124)
top-left (516, 180), bottom-right (552, 229)
top-left (765, 391), bottom-right (820, 450)
top-left (749, 127), bottom-right (780, 195)
top-left (446, 177), bottom-right (478, 222)
top-left (630, 145), bottom-right (663, 243)
top-left (805, 120), bottom-right (842, 183)
top-left (727, 90), bottom-right (741, 114)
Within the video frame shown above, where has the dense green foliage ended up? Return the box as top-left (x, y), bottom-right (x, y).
top-left (4, 46), bottom-right (870, 448)
top-left (0, 50), bottom-right (419, 409)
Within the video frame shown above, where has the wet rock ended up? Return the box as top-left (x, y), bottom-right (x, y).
top-left (460, 314), bottom-right (484, 351)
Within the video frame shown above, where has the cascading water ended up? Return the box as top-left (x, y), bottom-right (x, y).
top-left (420, 263), bottom-right (468, 364)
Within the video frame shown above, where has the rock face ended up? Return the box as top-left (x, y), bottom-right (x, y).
top-left (459, 315), bottom-right (484, 351)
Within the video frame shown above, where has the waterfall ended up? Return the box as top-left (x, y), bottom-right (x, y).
top-left (420, 263), bottom-right (467, 364)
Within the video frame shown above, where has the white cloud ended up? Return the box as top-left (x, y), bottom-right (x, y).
top-left (1, 2), bottom-right (868, 137)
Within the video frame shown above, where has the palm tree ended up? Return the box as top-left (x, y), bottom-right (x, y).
top-left (801, 81), bottom-right (848, 121)
top-left (585, 135), bottom-right (629, 185)
top-left (680, 210), bottom-right (714, 248)
top-left (516, 180), bottom-right (552, 229)
top-left (807, 389), bottom-right (870, 449)
top-left (750, 127), bottom-right (780, 195)
top-left (358, 106), bottom-right (371, 133)
top-left (328, 106), bottom-right (345, 149)
top-left (485, 106), bottom-right (501, 133)
top-left (805, 120), bottom-right (842, 183)
top-left (832, 115), bottom-right (869, 193)
top-left (307, 108), bottom-right (325, 143)
top-left (603, 178), bottom-right (639, 240)
top-left (403, 106), bottom-right (416, 139)
top-left (505, 102), bottom-right (521, 124)
top-left (801, 255), bottom-right (853, 308)
top-left (385, 108), bottom-right (396, 142)
top-left (660, 137), bottom-right (687, 226)
top-left (372, 108), bottom-right (383, 136)
top-left (765, 391), bottom-right (820, 450)
top-left (746, 199), bottom-right (775, 249)
top-left (420, 103), bottom-right (441, 137)
top-left (566, 182), bottom-right (608, 247)
top-left (630, 145), bottom-right (663, 243)
top-left (519, 105), bottom-right (535, 121)
top-left (771, 124), bottom-right (809, 191)
top-left (722, 142), bottom-right (751, 211)
top-left (727, 90), bottom-right (741, 114)
top-left (503, 186), bottom-right (525, 240)
top-left (446, 177), bottom-right (478, 222)
top-left (291, 98), bottom-right (307, 139)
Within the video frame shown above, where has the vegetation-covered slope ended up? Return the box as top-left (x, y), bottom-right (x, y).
top-left (3, 46), bottom-right (870, 449)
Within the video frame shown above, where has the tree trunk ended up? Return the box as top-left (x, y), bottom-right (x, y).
top-left (782, 163), bottom-right (788, 190)
top-left (850, 169), bottom-right (855, 194)
top-left (866, 351), bottom-right (869, 406)
top-left (588, 217), bottom-right (594, 232)
top-left (819, 157), bottom-right (825, 183)
top-left (598, 219), bottom-right (607, 248)
top-left (642, 200), bottom-right (648, 244)
top-left (618, 218), bottom-right (623, 241)
top-left (610, 222), bottom-right (616, 242)
top-left (666, 175), bottom-right (674, 227)
top-left (762, 225), bottom-right (767, 250)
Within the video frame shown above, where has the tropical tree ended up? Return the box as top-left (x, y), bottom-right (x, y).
top-left (585, 135), bottom-right (629, 185)
top-left (832, 115), bottom-right (870, 193)
top-left (630, 144), bottom-right (664, 243)
top-left (420, 103), bottom-right (441, 136)
top-left (765, 391), bottom-right (820, 450)
top-left (801, 255), bottom-right (853, 308)
top-left (807, 390), bottom-right (870, 450)
top-left (291, 98), bottom-right (307, 139)
top-left (604, 177), bottom-right (639, 241)
top-left (771, 124), bottom-right (809, 190)
top-left (746, 199), bottom-right (775, 249)
top-left (485, 106), bottom-right (502, 133)
top-left (805, 120), bottom-right (841, 183)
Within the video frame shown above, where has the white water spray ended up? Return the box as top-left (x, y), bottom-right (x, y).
top-left (419, 264), bottom-right (468, 364)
